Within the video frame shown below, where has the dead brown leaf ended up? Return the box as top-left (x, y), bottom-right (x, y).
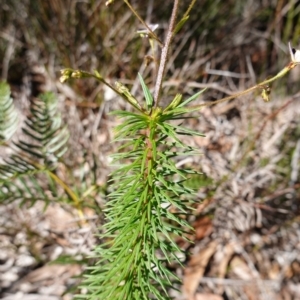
top-left (183, 241), bottom-right (218, 300)
top-left (193, 216), bottom-right (213, 241)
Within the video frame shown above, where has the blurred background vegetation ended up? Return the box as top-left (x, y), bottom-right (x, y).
top-left (1, 0), bottom-right (300, 95)
top-left (1, 1), bottom-right (300, 299)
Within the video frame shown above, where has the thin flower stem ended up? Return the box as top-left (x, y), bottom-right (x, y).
top-left (86, 70), bottom-right (145, 113)
top-left (190, 62), bottom-right (298, 110)
top-left (154, 0), bottom-right (179, 106)
top-left (124, 0), bottom-right (163, 46)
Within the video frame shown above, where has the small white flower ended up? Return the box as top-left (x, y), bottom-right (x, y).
top-left (289, 42), bottom-right (300, 63)
top-left (137, 24), bottom-right (159, 38)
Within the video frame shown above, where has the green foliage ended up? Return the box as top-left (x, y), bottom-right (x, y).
top-left (0, 81), bottom-right (18, 141)
top-left (0, 90), bottom-right (70, 206)
top-left (77, 74), bottom-right (205, 299)
top-left (60, 0), bottom-right (297, 297)
top-left (185, 174), bottom-right (214, 190)
top-left (19, 92), bottom-right (69, 163)
top-left (2, 1), bottom-right (298, 299)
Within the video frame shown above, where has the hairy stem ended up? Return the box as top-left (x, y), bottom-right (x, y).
top-left (154, 0), bottom-right (179, 106)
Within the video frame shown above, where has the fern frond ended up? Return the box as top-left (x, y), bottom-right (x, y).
top-left (17, 92), bottom-right (69, 165)
top-left (0, 81), bottom-right (18, 141)
top-left (0, 92), bottom-right (70, 206)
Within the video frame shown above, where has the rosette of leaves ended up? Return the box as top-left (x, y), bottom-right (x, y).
top-left (0, 83), bottom-right (69, 206)
top-left (78, 74), bottom-right (205, 300)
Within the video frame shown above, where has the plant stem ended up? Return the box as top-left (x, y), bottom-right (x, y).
top-left (13, 150), bottom-right (85, 221)
top-left (124, 0), bottom-right (163, 46)
top-left (46, 170), bottom-right (85, 221)
top-left (190, 62), bottom-right (298, 110)
top-left (154, 0), bottom-right (179, 106)
top-left (183, 0), bottom-right (197, 19)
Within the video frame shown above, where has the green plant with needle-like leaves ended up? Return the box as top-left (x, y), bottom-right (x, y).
top-left (72, 74), bottom-right (205, 299)
top-left (1, 1), bottom-right (299, 298)
top-left (58, 1), bottom-right (300, 299)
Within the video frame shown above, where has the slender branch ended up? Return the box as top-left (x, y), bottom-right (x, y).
top-left (124, 0), bottom-right (163, 46)
top-left (60, 69), bottom-right (144, 112)
top-left (10, 150), bottom-right (85, 222)
top-left (153, 0), bottom-right (179, 106)
top-left (46, 170), bottom-right (84, 220)
top-left (189, 62), bottom-right (298, 110)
